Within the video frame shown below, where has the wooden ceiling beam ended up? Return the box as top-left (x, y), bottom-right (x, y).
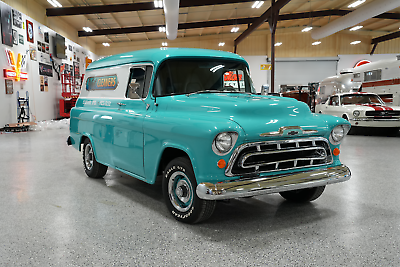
top-left (77, 9), bottom-right (400, 37)
top-left (46, 0), bottom-right (255, 16)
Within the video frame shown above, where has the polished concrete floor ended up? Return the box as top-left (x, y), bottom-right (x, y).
top-left (0, 128), bottom-right (399, 266)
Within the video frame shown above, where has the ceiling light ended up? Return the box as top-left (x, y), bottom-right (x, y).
top-left (218, 42), bottom-right (225, 46)
top-left (162, 42), bottom-right (168, 46)
top-left (350, 40), bottom-right (361, 45)
top-left (312, 41), bottom-right (321, 46)
top-left (47, 0), bottom-right (57, 7)
top-left (154, 0), bottom-right (163, 8)
top-left (54, 0), bottom-right (62, 7)
top-left (231, 27), bottom-right (239, 33)
top-left (348, 0), bottom-right (366, 8)
top-left (252, 1), bottom-right (264, 9)
top-left (274, 42), bottom-right (282, 46)
top-left (302, 27), bottom-right (313, 32)
top-left (350, 25), bottom-right (363, 31)
top-left (83, 27), bottom-right (92, 32)
top-left (102, 43), bottom-right (110, 47)
top-left (159, 27), bottom-right (166, 32)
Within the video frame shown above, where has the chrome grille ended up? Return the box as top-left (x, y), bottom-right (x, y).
top-left (225, 137), bottom-right (332, 177)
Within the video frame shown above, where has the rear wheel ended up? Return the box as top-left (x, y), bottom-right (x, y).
top-left (82, 139), bottom-right (108, 178)
top-left (163, 157), bottom-right (216, 223)
top-left (279, 186), bottom-right (325, 202)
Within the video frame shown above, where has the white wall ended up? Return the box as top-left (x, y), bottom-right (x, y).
top-left (242, 55), bottom-right (269, 93)
top-left (0, 1), bottom-right (97, 128)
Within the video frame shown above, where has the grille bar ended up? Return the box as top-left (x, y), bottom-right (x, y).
top-left (365, 110), bottom-right (400, 116)
top-left (225, 137), bottom-right (332, 177)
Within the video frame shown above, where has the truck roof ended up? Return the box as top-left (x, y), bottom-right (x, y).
top-left (87, 48), bottom-right (247, 71)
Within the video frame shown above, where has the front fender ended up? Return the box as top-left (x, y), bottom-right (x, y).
top-left (143, 114), bottom-right (245, 184)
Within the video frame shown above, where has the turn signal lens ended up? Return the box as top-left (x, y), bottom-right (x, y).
top-left (333, 148), bottom-right (340, 156)
top-left (217, 159), bottom-right (226, 169)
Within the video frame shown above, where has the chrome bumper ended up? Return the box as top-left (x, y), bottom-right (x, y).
top-left (196, 165), bottom-right (351, 200)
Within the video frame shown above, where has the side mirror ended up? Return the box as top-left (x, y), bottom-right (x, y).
top-left (128, 82), bottom-right (141, 99)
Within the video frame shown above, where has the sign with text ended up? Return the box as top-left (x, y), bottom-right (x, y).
top-left (86, 75), bottom-right (118, 90)
top-left (39, 63), bottom-right (53, 77)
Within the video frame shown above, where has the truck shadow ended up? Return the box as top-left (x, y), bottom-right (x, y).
top-left (91, 168), bottom-right (336, 241)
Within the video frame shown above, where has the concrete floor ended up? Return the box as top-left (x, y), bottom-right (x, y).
top-left (0, 128), bottom-right (399, 266)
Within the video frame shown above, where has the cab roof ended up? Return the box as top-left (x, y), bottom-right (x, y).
top-left (87, 48), bottom-right (248, 71)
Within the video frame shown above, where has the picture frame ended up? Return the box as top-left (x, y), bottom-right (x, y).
top-left (12, 29), bottom-right (18, 45)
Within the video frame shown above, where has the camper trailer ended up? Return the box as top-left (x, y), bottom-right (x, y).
top-left (317, 55), bottom-right (400, 106)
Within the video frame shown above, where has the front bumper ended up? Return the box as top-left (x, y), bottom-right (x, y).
top-left (349, 117), bottom-right (400, 127)
top-left (196, 164), bottom-right (351, 200)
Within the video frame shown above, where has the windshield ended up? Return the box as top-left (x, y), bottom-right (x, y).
top-left (341, 94), bottom-right (383, 105)
top-left (153, 59), bottom-right (256, 96)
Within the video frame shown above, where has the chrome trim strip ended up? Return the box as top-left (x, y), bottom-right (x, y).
top-left (225, 137), bottom-right (332, 177)
top-left (197, 165), bottom-right (351, 200)
top-left (350, 118), bottom-right (400, 121)
top-left (260, 126), bottom-right (318, 137)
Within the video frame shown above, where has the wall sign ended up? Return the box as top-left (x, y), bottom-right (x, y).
top-left (12, 9), bottom-right (23, 28)
top-left (26, 20), bottom-right (34, 43)
top-left (3, 49), bottom-right (28, 81)
top-left (86, 75), bottom-right (118, 90)
top-left (1, 5), bottom-right (13, 47)
top-left (5, 79), bottom-right (13, 94)
top-left (39, 62), bottom-right (53, 77)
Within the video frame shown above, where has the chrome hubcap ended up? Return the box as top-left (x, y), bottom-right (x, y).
top-left (84, 144), bottom-right (93, 170)
top-left (168, 171), bottom-right (193, 212)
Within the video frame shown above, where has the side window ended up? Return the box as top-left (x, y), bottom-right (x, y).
top-left (364, 69), bottom-right (382, 82)
top-left (126, 66), bottom-right (153, 99)
top-left (329, 96), bottom-right (339, 106)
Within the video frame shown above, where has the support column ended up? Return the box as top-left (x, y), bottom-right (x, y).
top-left (268, 0), bottom-right (278, 93)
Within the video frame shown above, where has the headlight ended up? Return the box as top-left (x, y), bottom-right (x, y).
top-left (353, 110), bottom-right (360, 117)
top-left (329, 124), bottom-right (350, 145)
top-left (212, 132), bottom-right (238, 155)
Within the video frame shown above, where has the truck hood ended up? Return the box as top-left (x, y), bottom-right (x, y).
top-left (163, 93), bottom-right (331, 139)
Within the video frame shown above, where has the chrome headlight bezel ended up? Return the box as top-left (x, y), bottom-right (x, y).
top-left (353, 110), bottom-right (360, 117)
top-left (329, 124), bottom-right (351, 145)
top-left (212, 132), bottom-right (239, 156)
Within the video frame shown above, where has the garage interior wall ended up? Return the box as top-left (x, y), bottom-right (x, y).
top-left (0, 1), bottom-right (97, 128)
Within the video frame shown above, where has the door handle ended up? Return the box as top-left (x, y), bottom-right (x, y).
top-left (117, 102), bottom-right (126, 106)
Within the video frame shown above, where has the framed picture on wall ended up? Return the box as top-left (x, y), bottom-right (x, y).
top-left (1, 5), bottom-right (13, 47)
top-left (19, 34), bottom-right (24, 45)
top-left (12, 29), bottom-right (18, 45)
top-left (37, 41), bottom-right (42, 52)
top-left (12, 9), bottom-right (23, 29)
top-left (44, 32), bottom-right (49, 43)
top-left (5, 80), bottom-right (14, 94)
top-left (26, 20), bottom-right (34, 43)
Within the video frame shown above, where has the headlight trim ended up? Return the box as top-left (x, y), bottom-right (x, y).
top-left (329, 124), bottom-right (350, 145)
top-left (212, 132), bottom-right (239, 156)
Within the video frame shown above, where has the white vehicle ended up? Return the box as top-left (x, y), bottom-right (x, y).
top-left (316, 92), bottom-right (400, 131)
top-left (317, 55), bottom-right (400, 106)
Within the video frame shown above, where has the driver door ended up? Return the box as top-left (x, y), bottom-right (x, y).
top-left (112, 65), bottom-right (153, 178)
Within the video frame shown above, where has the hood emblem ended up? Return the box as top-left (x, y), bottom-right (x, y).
top-left (287, 130), bottom-right (299, 136)
top-left (260, 126), bottom-right (318, 137)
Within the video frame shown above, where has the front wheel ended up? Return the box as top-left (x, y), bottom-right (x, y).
top-left (163, 157), bottom-right (216, 224)
top-left (279, 186), bottom-right (325, 202)
top-left (82, 139), bottom-right (108, 178)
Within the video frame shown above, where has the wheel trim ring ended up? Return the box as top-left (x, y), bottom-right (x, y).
top-left (84, 144), bottom-right (93, 170)
top-left (168, 171), bottom-right (193, 212)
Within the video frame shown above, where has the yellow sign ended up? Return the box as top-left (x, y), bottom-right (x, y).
top-left (260, 64), bottom-right (272, 70)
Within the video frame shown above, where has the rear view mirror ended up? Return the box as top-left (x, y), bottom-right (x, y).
top-left (128, 82), bottom-right (141, 99)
